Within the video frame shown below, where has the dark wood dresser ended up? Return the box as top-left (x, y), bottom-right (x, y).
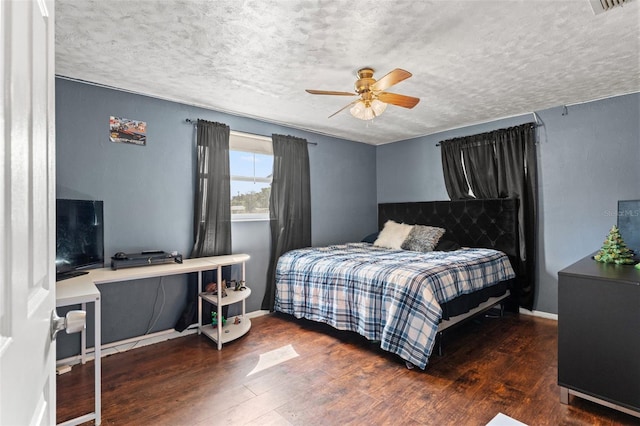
top-left (558, 254), bottom-right (640, 418)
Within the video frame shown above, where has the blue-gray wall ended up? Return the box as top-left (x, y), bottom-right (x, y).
top-left (377, 92), bottom-right (640, 314)
top-left (55, 78), bottom-right (377, 358)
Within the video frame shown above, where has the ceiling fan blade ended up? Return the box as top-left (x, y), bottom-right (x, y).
top-left (377, 92), bottom-right (420, 109)
top-left (306, 89), bottom-right (356, 96)
top-left (328, 100), bottom-right (360, 118)
top-left (371, 69), bottom-right (412, 92)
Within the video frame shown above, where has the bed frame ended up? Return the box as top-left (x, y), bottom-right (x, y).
top-left (378, 198), bottom-right (519, 259)
top-left (378, 198), bottom-right (520, 356)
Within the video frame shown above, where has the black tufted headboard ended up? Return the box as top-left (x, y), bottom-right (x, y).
top-left (378, 198), bottom-right (519, 261)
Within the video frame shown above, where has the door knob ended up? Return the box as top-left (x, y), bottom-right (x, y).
top-left (51, 309), bottom-right (86, 340)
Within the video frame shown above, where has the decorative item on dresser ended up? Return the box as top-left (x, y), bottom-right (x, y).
top-left (558, 255), bottom-right (640, 418)
top-left (593, 225), bottom-right (635, 265)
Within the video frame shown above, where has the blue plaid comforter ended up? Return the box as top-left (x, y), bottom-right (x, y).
top-left (274, 243), bottom-right (515, 369)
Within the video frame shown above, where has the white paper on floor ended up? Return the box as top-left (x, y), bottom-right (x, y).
top-left (486, 413), bottom-right (528, 426)
top-left (247, 344), bottom-right (299, 376)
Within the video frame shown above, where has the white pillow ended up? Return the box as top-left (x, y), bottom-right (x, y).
top-left (374, 220), bottom-right (414, 249)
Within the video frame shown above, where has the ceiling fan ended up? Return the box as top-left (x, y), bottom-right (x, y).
top-left (306, 68), bottom-right (420, 120)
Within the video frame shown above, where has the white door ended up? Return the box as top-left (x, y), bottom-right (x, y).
top-left (0, 0), bottom-right (57, 425)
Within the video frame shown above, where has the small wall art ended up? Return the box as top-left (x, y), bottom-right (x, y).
top-left (109, 116), bottom-right (147, 146)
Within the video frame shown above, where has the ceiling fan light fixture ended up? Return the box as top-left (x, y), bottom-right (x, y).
top-left (350, 99), bottom-right (387, 120)
top-left (307, 68), bottom-right (416, 119)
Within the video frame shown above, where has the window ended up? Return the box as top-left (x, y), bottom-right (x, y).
top-left (229, 131), bottom-right (273, 221)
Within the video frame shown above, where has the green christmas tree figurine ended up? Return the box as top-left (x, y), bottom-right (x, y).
top-left (593, 225), bottom-right (635, 265)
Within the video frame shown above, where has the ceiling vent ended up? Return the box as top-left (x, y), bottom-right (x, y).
top-left (589, 0), bottom-right (632, 14)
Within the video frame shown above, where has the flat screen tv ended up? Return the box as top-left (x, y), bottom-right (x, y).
top-left (618, 199), bottom-right (640, 261)
top-left (56, 199), bottom-right (104, 281)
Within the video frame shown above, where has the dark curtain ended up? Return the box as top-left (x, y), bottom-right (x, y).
top-left (191, 120), bottom-right (231, 258)
top-left (462, 136), bottom-right (498, 199)
top-left (441, 139), bottom-right (472, 199)
top-left (495, 126), bottom-right (538, 310)
top-left (439, 123), bottom-right (538, 310)
top-left (175, 120), bottom-right (231, 331)
top-left (261, 134), bottom-right (311, 311)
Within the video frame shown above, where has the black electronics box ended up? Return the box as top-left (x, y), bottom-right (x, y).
top-left (110, 251), bottom-right (183, 270)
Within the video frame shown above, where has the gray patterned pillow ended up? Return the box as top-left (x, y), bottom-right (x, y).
top-left (401, 225), bottom-right (446, 252)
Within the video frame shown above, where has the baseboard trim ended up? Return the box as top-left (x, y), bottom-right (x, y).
top-left (56, 309), bottom-right (270, 367)
top-left (56, 327), bottom-right (198, 367)
top-left (519, 308), bottom-right (558, 321)
top-left (247, 309), bottom-right (270, 319)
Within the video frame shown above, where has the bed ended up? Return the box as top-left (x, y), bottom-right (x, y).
top-left (274, 198), bottom-right (520, 369)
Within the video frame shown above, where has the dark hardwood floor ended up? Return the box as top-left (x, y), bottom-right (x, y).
top-left (57, 313), bottom-right (639, 426)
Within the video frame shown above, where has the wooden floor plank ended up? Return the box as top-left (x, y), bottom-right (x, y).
top-left (57, 313), bottom-right (639, 425)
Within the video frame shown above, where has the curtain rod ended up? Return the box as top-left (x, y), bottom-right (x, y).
top-left (434, 122), bottom-right (539, 147)
top-left (185, 118), bottom-right (318, 145)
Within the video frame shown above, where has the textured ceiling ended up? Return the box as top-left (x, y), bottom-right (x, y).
top-left (55, 0), bottom-right (640, 145)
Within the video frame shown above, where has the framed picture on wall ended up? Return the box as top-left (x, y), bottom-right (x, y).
top-left (109, 116), bottom-right (147, 146)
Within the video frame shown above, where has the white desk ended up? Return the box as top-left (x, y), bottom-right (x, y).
top-left (56, 276), bottom-right (101, 426)
top-left (89, 255), bottom-right (249, 285)
top-left (55, 254), bottom-right (250, 426)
